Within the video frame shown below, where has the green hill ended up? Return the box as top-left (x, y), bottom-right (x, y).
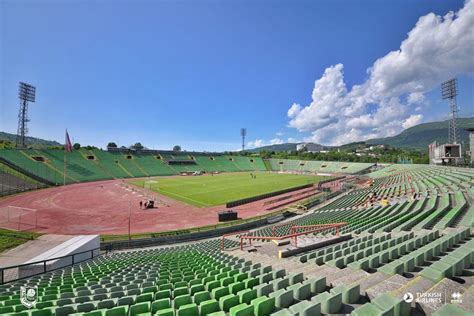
top-left (0, 131), bottom-right (61, 147)
top-left (248, 117), bottom-right (473, 153)
top-left (248, 143), bottom-right (299, 152)
top-left (367, 117), bottom-right (474, 151)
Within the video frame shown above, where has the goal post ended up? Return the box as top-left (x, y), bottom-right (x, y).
top-left (144, 180), bottom-right (158, 190)
top-left (0, 206), bottom-right (38, 231)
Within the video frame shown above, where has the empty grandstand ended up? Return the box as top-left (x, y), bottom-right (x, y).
top-left (0, 163), bottom-right (472, 315)
top-left (0, 149), bottom-right (268, 185)
top-left (0, 149), bottom-right (372, 186)
top-left (268, 159), bottom-right (374, 175)
top-left (2, 0), bottom-right (473, 315)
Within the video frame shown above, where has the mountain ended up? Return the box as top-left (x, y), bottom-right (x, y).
top-left (247, 143), bottom-right (299, 152)
top-left (367, 117), bottom-right (474, 150)
top-left (0, 132), bottom-right (61, 146)
top-left (248, 142), bottom-right (332, 152)
top-left (248, 117), bottom-right (473, 153)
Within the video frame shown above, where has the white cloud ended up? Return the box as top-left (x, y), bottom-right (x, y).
top-left (402, 114), bottom-right (423, 129)
top-left (407, 92), bottom-right (426, 105)
top-left (247, 139), bottom-right (265, 148)
top-left (287, 137), bottom-right (300, 143)
top-left (270, 138), bottom-right (283, 145)
top-left (288, 0), bottom-right (474, 145)
top-left (247, 138), bottom-right (284, 149)
top-left (287, 103), bottom-right (302, 118)
top-left (276, 131), bottom-right (284, 137)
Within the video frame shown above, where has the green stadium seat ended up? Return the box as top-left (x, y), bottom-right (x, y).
top-left (229, 303), bottom-right (254, 316)
top-left (372, 293), bottom-right (410, 316)
top-left (251, 296), bottom-right (275, 316)
top-left (433, 303), bottom-right (472, 316)
top-left (269, 289), bottom-right (294, 308)
top-left (199, 299), bottom-right (220, 315)
top-left (288, 300), bottom-right (321, 316)
top-left (177, 303), bottom-right (199, 316)
top-left (219, 293), bottom-right (240, 312)
top-left (311, 292), bottom-right (342, 314)
top-left (151, 298), bottom-right (171, 313)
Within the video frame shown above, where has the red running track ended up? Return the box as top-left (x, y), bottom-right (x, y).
top-left (0, 179), bottom-right (312, 235)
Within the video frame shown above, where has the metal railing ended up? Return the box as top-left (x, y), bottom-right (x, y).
top-left (220, 230), bottom-right (250, 251)
top-left (239, 222), bottom-right (347, 249)
top-left (0, 247), bottom-right (101, 285)
top-left (226, 183), bottom-right (314, 208)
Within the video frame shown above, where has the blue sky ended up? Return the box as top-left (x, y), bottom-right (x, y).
top-left (1, 0), bottom-right (473, 151)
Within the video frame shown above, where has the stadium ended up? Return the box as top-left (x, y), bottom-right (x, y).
top-left (1, 1), bottom-right (474, 316)
top-left (0, 146), bottom-right (473, 316)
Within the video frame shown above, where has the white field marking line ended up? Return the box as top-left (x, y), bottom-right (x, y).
top-left (150, 175), bottom-right (252, 188)
top-left (183, 177), bottom-right (319, 198)
top-left (157, 173), bottom-right (319, 192)
top-left (4, 206), bottom-right (38, 212)
top-left (158, 179), bottom-right (268, 197)
top-left (149, 176), bottom-right (264, 206)
top-left (156, 189), bottom-right (211, 207)
top-left (180, 179), bottom-right (316, 200)
top-left (144, 175), bottom-right (253, 193)
top-left (148, 174), bottom-right (321, 205)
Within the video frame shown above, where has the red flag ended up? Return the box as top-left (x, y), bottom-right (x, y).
top-left (65, 130), bottom-right (73, 152)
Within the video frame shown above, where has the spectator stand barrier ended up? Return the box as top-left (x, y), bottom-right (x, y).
top-left (0, 247), bottom-right (101, 285)
top-left (239, 222), bottom-right (347, 250)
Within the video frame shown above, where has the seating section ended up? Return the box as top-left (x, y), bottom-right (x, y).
top-left (1, 234), bottom-right (440, 316)
top-left (0, 150), bottom-right (268, 185)
top-left (0, 239), bottom-right (333, 316)
top-left (0, 163), bottom-right (473, 315)
top-left (0, 163), bottom-right (45, 196)
top-left (236, 164), bottom-right (473, 315)
top-left (267, 159), bottom-right (374, 174)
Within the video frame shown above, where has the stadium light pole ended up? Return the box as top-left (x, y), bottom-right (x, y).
top-left (441, 78), bottom-right (459, 144)
top-left (240, 128), bottom-right (247, 151)
top-left (16, 82), bottom-right (36, 148)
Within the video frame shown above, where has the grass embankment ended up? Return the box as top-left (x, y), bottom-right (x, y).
top-left (0, 229), bottom-right (41, 253)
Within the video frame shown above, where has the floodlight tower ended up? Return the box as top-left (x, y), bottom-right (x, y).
top-left (16, 82), bottom-right (36, 148)
top-left (441, 78), bottom-right (459, 144)
top-left (240, 128), bottom-right (247, 151)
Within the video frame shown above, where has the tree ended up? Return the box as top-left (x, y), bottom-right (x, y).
top-left (73, 143), bottom-right (81, 150)
top-left (107, 142), bottom-right (117, 148)
top-left (132, 143), bottom-right (144, 150)
top-left (0, 140), bottom-right (15, 149)
top-left (173, 145), bottom-right (182, 152)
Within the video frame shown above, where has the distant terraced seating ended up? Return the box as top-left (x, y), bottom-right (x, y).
top-left (268, 158), bottom-right (374, 174)
top-left (0, 164), bottom-right (45, 196)
top-left (247, 165), bottom-right (473, 242)
top-left (0, 149), bottom-right (376, 188)
top-left (0, 150), bottom-right (267, 185)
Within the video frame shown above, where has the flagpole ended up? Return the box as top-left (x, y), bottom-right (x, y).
top-left (63, 153), bottom-right (67, 186)
top-left (64, 129), bottom-right (68, 186)
top-left (63, 129), bottom-right (73, 185)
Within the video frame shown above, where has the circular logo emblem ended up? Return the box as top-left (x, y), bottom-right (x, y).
top-left (20, 286), bottom-right (38, 309)
top-left (403, 292), bottom-right (414, 303)
top-left (26, 288), bottom-right (36, 300)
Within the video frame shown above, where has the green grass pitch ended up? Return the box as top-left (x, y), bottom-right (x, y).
top-left (131, 172), bottom-right (330, 207)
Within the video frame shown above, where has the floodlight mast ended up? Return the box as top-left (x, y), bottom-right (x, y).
top-left (441, 78), bottom-right (459, 144)
top-left (16, 82), bottom-right (36, 148)
top-left (240, 128), bottom-right (247, 151)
